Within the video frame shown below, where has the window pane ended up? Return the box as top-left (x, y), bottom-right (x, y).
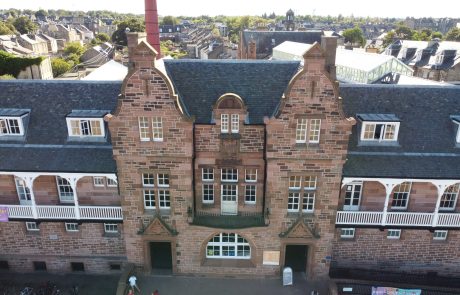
top-left (288, 192), bottom-right (300, 211)
top-left (245, 185), bottom-right (256, 203)
top-left (289, 176), bottom-right (301, 189)
top-left (90, 120), bottom-right (102, 136)
top-left (70, 120), bottom-right (81, 136)
top-left (245, 169), bottom-right (257, 182)
top-left (363, 123), bottom-right (375, 139)
top-left (159, 190), bottom-right (170, 209)
top-left (302, 192), bottom-right (315, 212)
top-left (222, 184), bottom-right (237, 201)
top-left (7, 119), bottom-right (21, 134)
top-left (158, 174), bottom-right (169, 187)
top-left (231, 114), bottom-right (239, 133)
top-left (203, 184), bottom-right (214, 202)
top-left (391, 182), bottom-right (411, 209)
top-left (221, 168), bottom-right (238, 182)
top-left (57, 177), bottom-right (74, 201)
top-left (304, 176), bottom-right (317, 190)
top-left (152, 117), bottom-right (163, 141)
top-left (80, 120), bottom-right (90, 135)
top-left (296, 118), bottom-right (307, 143)
top-left (138, 117), bottom-right (149, 140)
top-left (440, 184), bottom-right (459, 210)
top-left (309, 119), bottom-right (321, 143)
top-left (202, 168), bottom-right (214, 181)
top-left (15, 178), bottom-right (31, 201)
top-left (143, 190), bottom-right (155, 208)
top-left (142, 173), bottom-right (155, 187)
top-left (221, 114), bottom-right (229, 133)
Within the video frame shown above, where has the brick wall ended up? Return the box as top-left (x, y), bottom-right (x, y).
top-left (332, 228), bottom-right (460, 277)
top-left (0, 221), bottom-right (126, 273)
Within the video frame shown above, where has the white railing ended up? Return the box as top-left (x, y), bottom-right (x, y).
top-left (336, 211), bottom-right (383, 225)
top-left (337, 211), bottom-right (460, 228)
top-left (385, 212), bottom-right (433, 226)
top-left (80, 206), bottom-right (123, 220)
top-left (4, 205), bottom-right (34, 218)
top-left (437, 213), bottom-right (460, 227)
top-left (2, 205), bottom-right (122, 220)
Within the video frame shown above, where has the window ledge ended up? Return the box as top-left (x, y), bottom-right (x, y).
top-left (294, 143), bottom-right (320, 150)
top-left (103, 232), bottom-right (120, 238)
top-left (67, 136), bottom-right (107, 143)
top-left (357, 141), bottom-right (400, 147)
top-left (202, 258), bottom-right (255, 268)
top-left (0, 135), bottom-right (26, 142)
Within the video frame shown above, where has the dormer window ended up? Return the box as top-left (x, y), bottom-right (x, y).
top-left (450, 115), bottom-right (460, 143)
top-left (358, 114), bottom-right (400, 142)
top-left (216, 94), bottom-right (245, 135)
top-left (435, 54), bottom-right (444, 65)
top-left (66, 110), bottom-right (108, 138)
top-left (0, 109), bottom-right (29, 136)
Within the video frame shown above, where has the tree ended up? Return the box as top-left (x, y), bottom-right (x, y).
top-left (51, 58), bottom-right (71, 77)
top-left (394, 25), bottom-right (414, 40)
top-left (0, 74), bottom-right (15, 80)
top-left (0, 21), bottom-right (16, 35)
top-left (35, 9), bottom-right (48, 20)
top-left (95, 33), bottom-right (110, 42)
top-left (431, 31), bottom-right (443, 40)
top-left (111, 18), bottom-right (145, 46)
top-left (161, 16), bottom-right (178, 26)
top-left (382, 31), bottom-right (396, 48)
top-left (342, 26), bottom-right (365, 47)
top-left (12, 16), bottom-right (38, 34)
top-left (445, 28), bottom-right (460, 41)
top-left (64, 42), bottom-right (85, 56)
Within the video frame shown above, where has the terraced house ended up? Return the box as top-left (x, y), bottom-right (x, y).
top-left (1, 32), bottom-right (460, 282)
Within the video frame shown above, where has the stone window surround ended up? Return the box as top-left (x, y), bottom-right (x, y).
top-left (295, 118), bottom-right (322, 144)
top-left (141, 171), bottom-right (171, 212)
top-left (287, 174), bottom-right (319, 214)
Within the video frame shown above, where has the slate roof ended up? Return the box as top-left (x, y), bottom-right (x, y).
top-left (241, 30), bottom-right (323, 57)
top-left (163, 59), bottom-right (300, 124)
top-left (340, 84), bottom-right (460, 179)
top-left (0, 80), bottom-right (121, 173)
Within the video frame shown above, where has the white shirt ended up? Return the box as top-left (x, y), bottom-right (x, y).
top-left (129, 276), bottom-right (137, 286)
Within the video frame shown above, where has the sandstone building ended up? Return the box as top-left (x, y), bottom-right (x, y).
top-left (0, 32), bottom-right (460, 285)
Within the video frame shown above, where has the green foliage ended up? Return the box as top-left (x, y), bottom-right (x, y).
top-left (64, 42), bottom-right (85, 56)
top-left (96, 33), bottom-right (110, 42)
top-left (342, 26), bottom-right (365, 47)
top-left (35, 9), bottom-right (48, 19)
top-left (445, 28), bottom-right (460, 41)
top-left (394, 25), bottom-right (414, 39)
top-left (160, 40), bottom-right (187, 59)
top-left (0, 50), bottom-right (44, 77)
top-left (432, 31), bottom-right (443, 39)
top-left (0, 74), bottom-right (15, 80)
top-left (65, 53), bottom-right (81, 66)
top-left (112, 18), bottom-right (145, 46)
top-left (51, 58), bottom-right (71, 77)
top-left (12, 16), bottom-right (38, 34)
top-left (0, 21), bottom-right (16, 35)
top-left (161, 16), bottom-right (179, 26)
top-left (382, 31), bottom-right (396, 48)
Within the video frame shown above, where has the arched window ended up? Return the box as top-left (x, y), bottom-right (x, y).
top-left (206, 233), bottom-right (251, 259)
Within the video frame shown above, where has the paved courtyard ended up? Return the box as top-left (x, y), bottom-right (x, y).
top-left (0, 272), bottom-right (329, 295)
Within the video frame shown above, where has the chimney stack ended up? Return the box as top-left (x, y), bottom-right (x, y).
top-left (145, 0), bottom-right (161, 58)
top-left (320, 36), bottom-right (338, 81)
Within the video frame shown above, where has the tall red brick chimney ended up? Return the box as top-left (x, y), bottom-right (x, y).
top-left (145, 0), bottom-right (161, 58)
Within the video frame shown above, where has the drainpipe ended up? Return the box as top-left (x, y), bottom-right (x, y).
top-left (262, 125), bottom-right (268, 219)
top-left (192, 123), bottom-right (196, 217)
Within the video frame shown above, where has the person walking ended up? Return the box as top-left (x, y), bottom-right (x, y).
top-left (128, 275), bottom-right (141, 293)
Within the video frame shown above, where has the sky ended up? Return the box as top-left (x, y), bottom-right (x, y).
top-left (0, 0), bottom-right (458, 18)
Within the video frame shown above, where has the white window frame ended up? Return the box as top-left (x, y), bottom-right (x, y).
top-left (221, 114), bottom-right (229, 133)
top-left (56, 176), bottom-right (74, 203)
top-left (26, 222), bottom-right (39, 231)
top-left (303, 176), bottom-right (317, 190)
top-left (245, 169), bottom-right (257, 182)
top-left (340, 228), bottom-right (355, 239)
top-left (206, 233), bottom-right (251, 259)
top-left (152, 117), bottom-right (163, 142)
top-left (107, 178), bottom-right (118, 187)
top-left (104, 223), bottom-right (118, 233)
top-left (231, 114), bottom-right (239, 133)
top-left (0, 117), bottom-right (24, 136)
top-left (202, 184), bottom-right (214, 203)
top-left (308, 119), bottom-right (321, 143)
top-left (360, 121), bottom-right (400, 142)
top-left (440, 184), bottom-right (459, 211)
top-left (138, 116), bottom-right (150, 141)
top-left (93, 176), bottom-right (105, 187)
top-left (157, 174), bottom-right (169, 187)
top-left (244, 185), bottom-right (256, 204)
top-left (66, 118), bottom-right (105, 137)
top-left (287, 192), bottom-right (300, 212)
top-left (221, 168), bottom-right (238, 182)
top-left (143, 189), bottom-right (156, 209)
top-left (289, 176), bottom-right (301, 190)
top-left (221, 184), bottom-right (238, 201)
top-left (433, 230), bottom-right (448, 240)
top-left (302, 192), bottom-right (315, 213)
top-left (296, 118), bottom-right (307, 143)
top-left (65, 222), bottom-right (79, 232)
top-left (15, 177), bottom-right (31, 204)
top-left (456, 125), bottom-right (460, 143)
top-left (158, 189), bottom-right (171, 209)
top-left (202, 168), bottom-right (214, 182)
top-left (142, 173), bottom-right (155, 187)
top-left (391, 182), bottom-right (412, 210)
top-left (387, 229), bottom-right (401, 239)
